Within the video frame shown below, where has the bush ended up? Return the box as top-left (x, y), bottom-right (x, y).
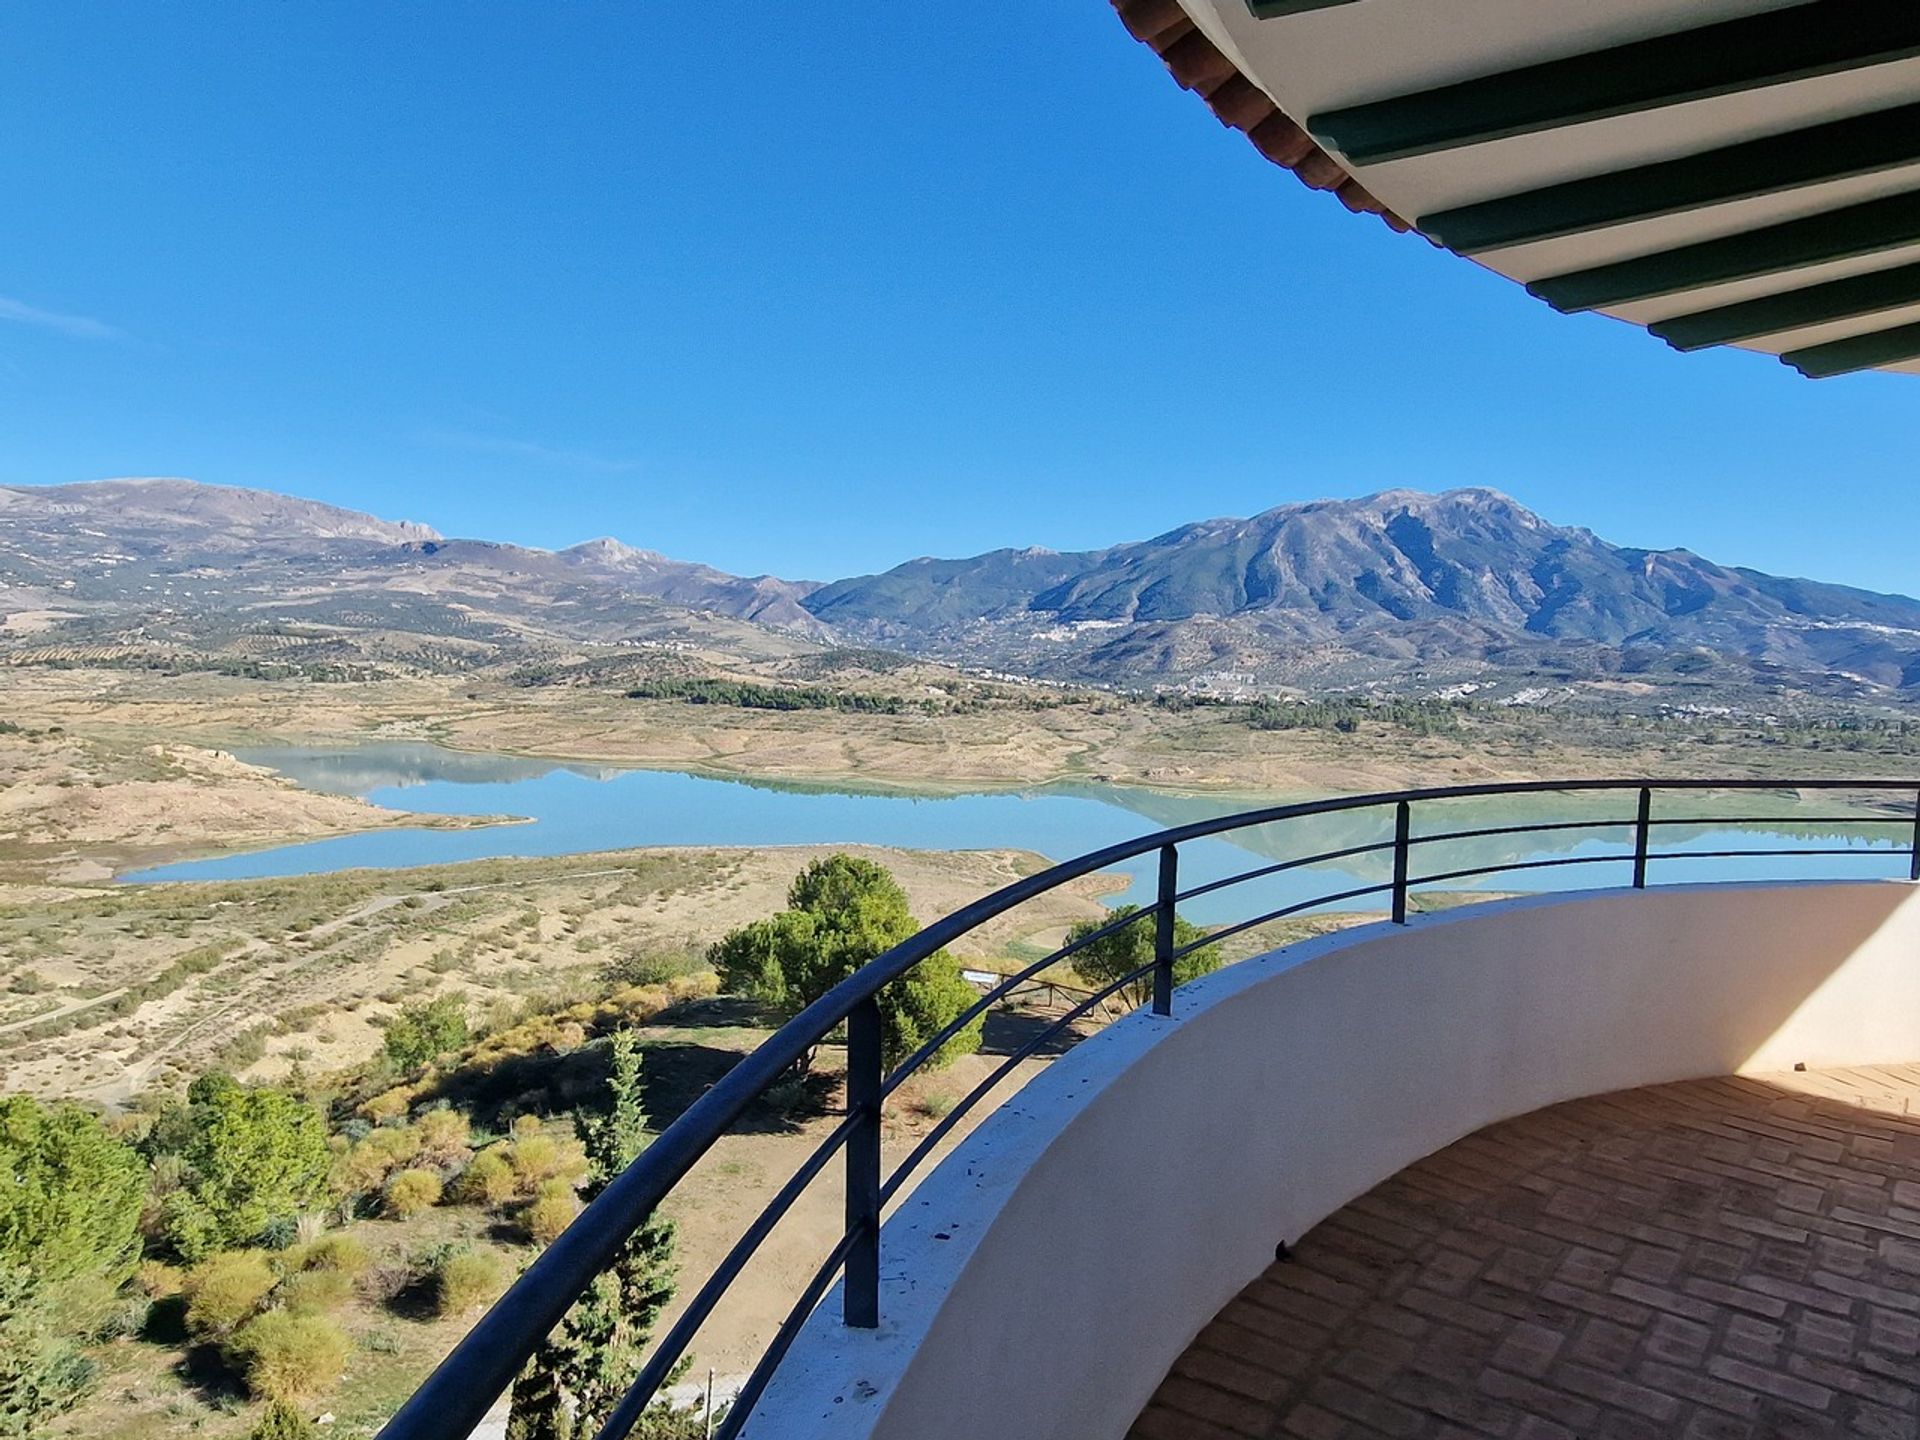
top-left (332, 1126), bottom-right (422, 1201)
top-left (183, 1250), bottom-right (277, 1338)
top-left (277, 1267), bottom-right (353, 1314)
top-left (413, 1108), bottom-right (471, 1166)
top-left (507, 1133), bottom-right (585, 1192)
top-left (911, 1091), bottom-right (956, 1121)
top-left (383, 1169), bottom-right (443, 1218)
top-left (228, 1311), bottom-right (350, 1404)
top-left (383, 996), bottom-right (468, 1071)
top-left (507, 1131), bottom-right (556, 1182)
top-left (453, 1150), bottom-right (516, 1207)
top-left (135, 1260), bottom-right (185, 1299)
top-left (300, 1233), bottom-right (369, 1278)
top-left (247, 1400), bottom-right (319, 1440)
top-left (435, 1247), bottom-right (508, 1317)
top-left (523, 1180), bottom-right (578, 1246)
top-left (358, 1087), bottom-right (414, 1125)
top-left (158, 1190), bottom-right (222, 1265)
top-left (605, 948), bottom-right (699, 988)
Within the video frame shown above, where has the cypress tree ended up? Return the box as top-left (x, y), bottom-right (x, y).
top-left (506, 1032), bottom-right (677, 1440)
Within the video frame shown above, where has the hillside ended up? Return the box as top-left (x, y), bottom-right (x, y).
top-left (0, 478), bottom-right (830, 672)
top-left (3, 479), bottom-right (1918, 701)
top-left (806, 489), bottom-right (1920, 697)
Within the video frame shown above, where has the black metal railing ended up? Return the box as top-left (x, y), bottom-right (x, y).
top-left (379, 777), bottom-right (1920, 1440)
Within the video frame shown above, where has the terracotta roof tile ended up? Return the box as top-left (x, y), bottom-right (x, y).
top-left (1111, 0), bottom-right (1411, 232)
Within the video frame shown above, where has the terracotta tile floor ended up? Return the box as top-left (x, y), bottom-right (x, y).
top-left (1132, 1066), bottom-right (1920, 1440)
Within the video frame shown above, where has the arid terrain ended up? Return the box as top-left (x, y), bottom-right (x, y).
top-left (6, 647), bottom-right (1919, 1440)
top-left (0, 840), bottom-right (1120, 1104)
top-left (6, 662), bottom-right (1916, 870)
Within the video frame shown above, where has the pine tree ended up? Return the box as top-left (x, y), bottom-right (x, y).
top-left (506, 1032), bottom-right (677, 1440)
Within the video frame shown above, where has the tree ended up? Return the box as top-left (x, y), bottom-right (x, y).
top-left (710, 854), bottom-right (982, 1073)
top-left (383, 996), bottom-right (468, 1071)
top-left (507, 1032), bottom-right (677, 1440)
top-left (163, 1076), bottom-right (331, 1259)
top-left (880, 959), bottom-right (984, 1073)
top-left (1066, 905), bottom-right (1222, 1012)
top-left (0, 1266), bottom-right (93, 1438)
top-left (0, 1095), bottom-right (145, 1286)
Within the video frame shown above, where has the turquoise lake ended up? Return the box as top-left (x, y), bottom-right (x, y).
top-left (124, 744), bottom-right (1912, 923)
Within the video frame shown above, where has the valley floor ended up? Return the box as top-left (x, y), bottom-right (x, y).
top-left (5, 664), bottom-right (1915, 876)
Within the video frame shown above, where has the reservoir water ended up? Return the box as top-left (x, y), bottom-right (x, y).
top-left (125, 744), bottom-right (1912, 922)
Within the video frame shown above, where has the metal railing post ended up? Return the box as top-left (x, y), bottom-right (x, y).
top-left (1910, 789), bottom-right (1920, 883)
top-left (1153, 844), bottom-right (1177, 1016)
top-left (1633, 787), bottom-right (1653, 889)
top-left (843, 997), bottom-right (882, 1328)
top-left (1391, 801), bottom-right (1411, 924)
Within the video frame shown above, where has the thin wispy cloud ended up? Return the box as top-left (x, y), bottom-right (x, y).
top-left (417, 426), bottom-right (638, 475)
top-left (0, 295), bottom-right (125, 341)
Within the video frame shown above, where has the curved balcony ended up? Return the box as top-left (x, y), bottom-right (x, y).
top-left (377, 779), bottom-right (1920, 1440)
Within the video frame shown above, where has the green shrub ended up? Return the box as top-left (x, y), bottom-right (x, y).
top-left (277, 1267), bottom-right (353, 1314)
top-left (912, 1091), bottom-right (956, 1120)
top-left (358, 1088), bottom-right (413, 1125)
top-left (413, 1108), bottom-right (471, 1165)
top-left (159, 1190), bottom-right (222, 1264)
top-left (383, 996), bottom-right (468, 1070)
top-left (247, 1400), bottom-right (319, 1440)
top-left (506, 1133), bottom-right (564, 1191)
top-left (523, 1180), bottom-right (578, 1246)
top-left (299, 1233), bottom-right (369, 1278)
top-left (183, 1250), bottom-right (277, 1338)
top-left (228, 1310), bottom-right (350, 1404)
top-left (135, 1259), bottom-right (184, 1299)
top-left (453, 1149), bottom-right (516, 1207)
top-left (605, 948), bottom-right (699, 988)
top-left (435, 1247), bottom-right (508, 1317)
top-left (332, 1126), bottom-right (422, 1200)
top-left (383, 1169), bottom-right (443, 1218)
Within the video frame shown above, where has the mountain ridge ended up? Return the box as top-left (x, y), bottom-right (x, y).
top-left (803, 487), bottom-right (1920, 694)
top-left (3, 477), bottom-right (1917, 697)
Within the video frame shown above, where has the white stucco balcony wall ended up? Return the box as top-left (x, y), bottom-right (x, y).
top-left (747, 879), bottom-right (1920, 1440)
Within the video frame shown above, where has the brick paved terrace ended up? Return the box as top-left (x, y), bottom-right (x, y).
top-left (1133, 1066), bottom-right (1920, 1440)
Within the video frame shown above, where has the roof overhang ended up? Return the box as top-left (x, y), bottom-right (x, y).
top-left (1113, 0), bottom-right (1920, 379)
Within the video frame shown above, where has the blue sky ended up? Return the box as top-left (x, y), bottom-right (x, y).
top-left (0, 3), bottom-right (1915, 593)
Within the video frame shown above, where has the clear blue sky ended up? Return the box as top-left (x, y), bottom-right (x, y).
top-left (0, 3), bottom-right (1914, 593)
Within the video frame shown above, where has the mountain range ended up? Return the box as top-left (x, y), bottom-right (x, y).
top-left (3, 477), bottom-right (1917, 699)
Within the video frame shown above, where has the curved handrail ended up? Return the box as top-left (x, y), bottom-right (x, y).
top-left (378, 776), bottom-right (1920, 1440)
